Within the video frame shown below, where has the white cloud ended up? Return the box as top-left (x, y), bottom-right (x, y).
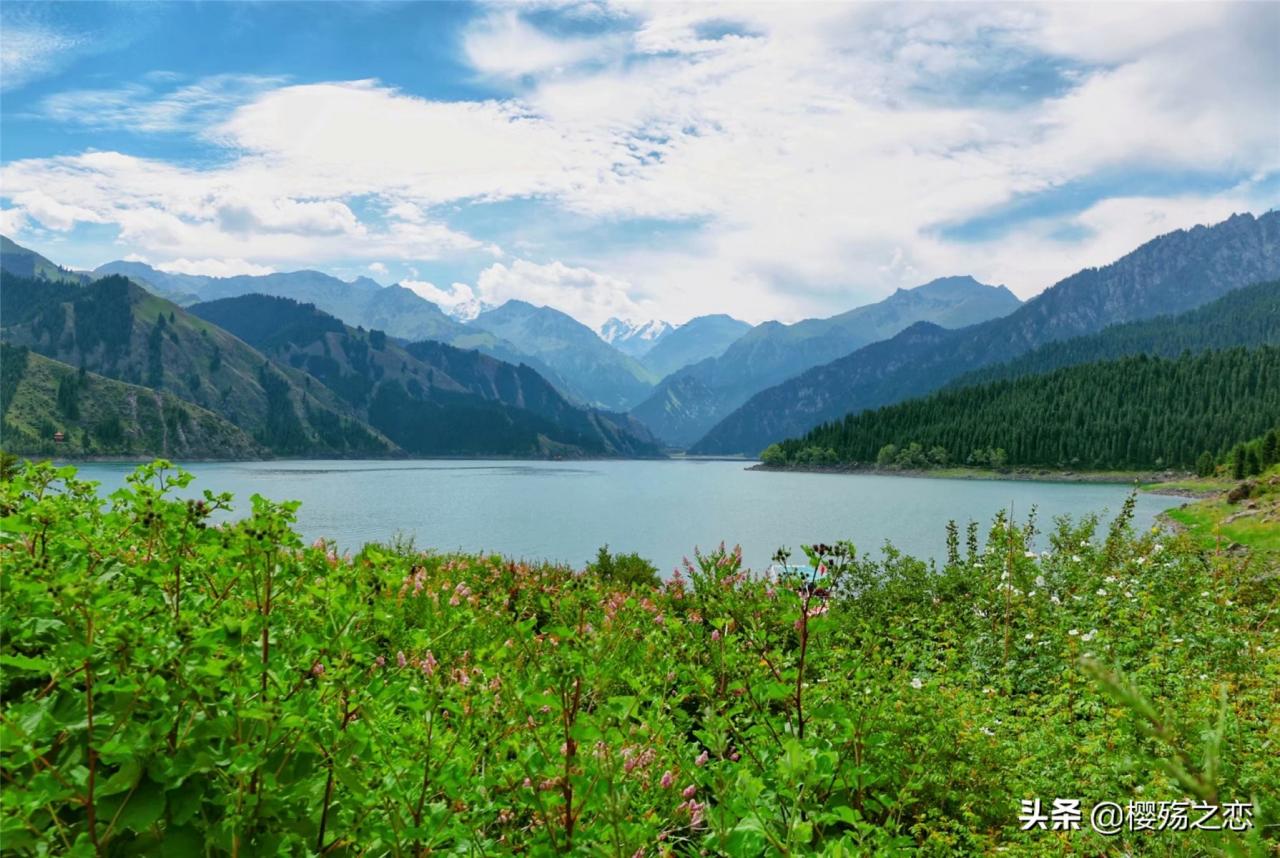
top-left (2, 3), bottom-right (1276, 324)
top-left (0, 207), bottom-right (28, 235)
top-left (157, 257), bottom-right (275, 277)
top-left (401, 279), bottom-right (477, 313)
top-left (368, 261), bottom-right (389, 276)
top-left (463, 10), bottom-right (617, 79)
top-left (473, 259), bottom-right (644, 328)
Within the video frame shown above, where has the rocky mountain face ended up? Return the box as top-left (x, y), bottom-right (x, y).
top-left (692, 210), bottom-right (1280, 456)
top-left (632, 276), bottom-right (1021, 447)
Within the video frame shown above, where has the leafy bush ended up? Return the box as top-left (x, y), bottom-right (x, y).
top-left (0, 462), bottom-right (1276, 856)
top-left (586, 544), bottom-right (661, 589)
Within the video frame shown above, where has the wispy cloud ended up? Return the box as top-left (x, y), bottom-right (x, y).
top-left (0, 21), bottom-right (87, 91)
top-left (37, 74), bottom-right (287, 133)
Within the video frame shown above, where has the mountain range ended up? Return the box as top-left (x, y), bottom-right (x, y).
top-left (4, 208), bottom-right (1278, 462)
top-left (0, 243), bottom-right (661, 459)
top-left (632, 276), bottom-right (1022, 446)
top-left (693, 211), bottom-right (1280, 455)
top-left (190, 294), bottom-right (660, 457)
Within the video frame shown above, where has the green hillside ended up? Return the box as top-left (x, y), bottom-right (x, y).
top-left (1, 344), bottom-right (262, 458)
top-left (766, 346), bottom-right (1280, 471)
top-left (190, 294), bottom-right (662, 458)
top-left (1, 271), bottom-right (393, 456)
top-left (0, 236), bottom-right (89, 285)
top-left (951, 278), bottom-right (1280, 389)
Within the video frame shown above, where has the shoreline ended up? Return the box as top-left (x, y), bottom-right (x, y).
top-left (749, 462), bottom-right (1218, 496)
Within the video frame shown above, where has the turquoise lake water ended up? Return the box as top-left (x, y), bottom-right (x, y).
top-left (69, 459), bottom-right (1184, 573)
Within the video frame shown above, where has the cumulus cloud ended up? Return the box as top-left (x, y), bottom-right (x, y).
top-left (463, 10), bottom-right (617, 79)
top-left (157, 257), bottom-right (275, 277)
top-left (472, 259), bottom-right (645, 329)
top-left (368, 262), bottom-right (389, 276)
top-left (401, 279), bottom-right (478, 309)
top-left (0, 207), bottom-right (29, 235)
top-left (2, 2), bottom-right (1276, 323)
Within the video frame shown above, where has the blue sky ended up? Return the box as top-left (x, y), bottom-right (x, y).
top-left (2, 1), bottom-right (1277, 326)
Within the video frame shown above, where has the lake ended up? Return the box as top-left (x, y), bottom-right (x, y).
top-left (69, 459), bottom-right (1184, 573)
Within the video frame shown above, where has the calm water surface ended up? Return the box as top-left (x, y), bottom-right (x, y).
top-left (71, 460), bottom-right (1183, 572)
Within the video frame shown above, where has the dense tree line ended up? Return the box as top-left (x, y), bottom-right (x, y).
top-left (765, 347), bottom-right (1280, 472)
top-left (954, 279), bottom-right (1280, 389)
top-left (1220, 426), bottom-right (1280, 479)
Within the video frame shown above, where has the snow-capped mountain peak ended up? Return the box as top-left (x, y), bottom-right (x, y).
top-left (599, 317), bottom-right (676, 356)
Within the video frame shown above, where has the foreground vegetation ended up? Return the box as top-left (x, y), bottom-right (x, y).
top-left (1, 462), bottom-right (1277, 856)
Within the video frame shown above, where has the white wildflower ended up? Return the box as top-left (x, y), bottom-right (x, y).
top-left (910, 677), bottom-right (923, 690)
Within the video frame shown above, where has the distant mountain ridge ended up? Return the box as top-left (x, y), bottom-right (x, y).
top-left (190, 294), bottom-right (662, 458)
top-left (632, 275), bottom-right (1022, 447)
top-left (639, 314), bottom-right (753, 380)
top-left (473, 300), bottom-right (658, 411)
top-left (693, 210), bottom-right (1280, 455)
top-left (1, 239), bottom-right (664, 460)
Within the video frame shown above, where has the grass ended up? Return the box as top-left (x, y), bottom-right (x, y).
top-left (1162, 465), bottom-right (1280, 558)
top-left (1140, 476), bottom-right (1238, 494)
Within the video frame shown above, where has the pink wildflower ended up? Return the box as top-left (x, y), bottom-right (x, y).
top-left (374, 655), bottom-right (386, 668)
top-left (710, 629), bottom-right (721, 642)
top-left (660, 770), bottom-right (674, 789)
top-left (682, 784), bottom-right (697, 800)
top-left (310, 661), bottom-right (325, 677)
top-left (397, 650), bottom-right (407, 668)
top-left (695, 750), bottom-right (709, 767)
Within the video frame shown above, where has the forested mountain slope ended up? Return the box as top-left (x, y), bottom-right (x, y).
top-left (1, 343), bottom-right (262, 459)
top-left (694, 210), bottom-right (1280, 455)
top-left (768, 346), bottom-right (1280, 471)
top-left (0, 271), bottom-right (392, 456)
top-left (191, 294), bottom-right (662, 458)
top-left (951, 278), bottom-right (1280, 389)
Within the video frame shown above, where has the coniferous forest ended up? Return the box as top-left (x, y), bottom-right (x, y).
top-left (765, 347), bottom-right (1280, 471)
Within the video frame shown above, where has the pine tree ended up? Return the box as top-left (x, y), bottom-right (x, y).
top-left (1263, 429), bottom-right (1278, 467)
top-left (1195, 451), bottom-right (1214, 477)
top-left (1245, 447), bottom-right (1262, 477)
top-left (1232, 446), bottom-right (1247, 480)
